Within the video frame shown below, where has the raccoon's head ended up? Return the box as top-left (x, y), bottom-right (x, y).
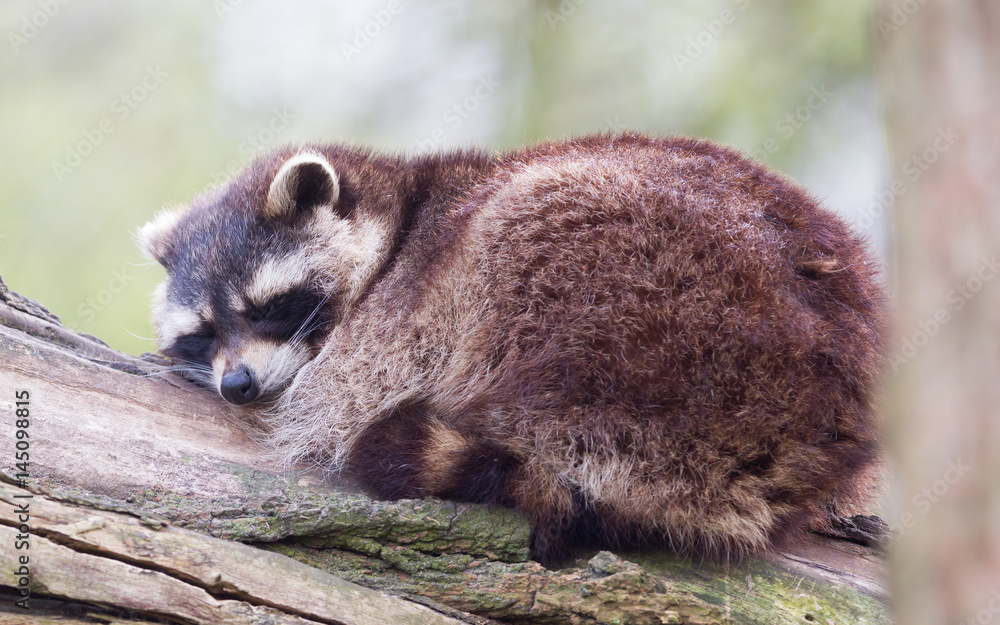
top-left (138, 149), bottom-right (395, 405)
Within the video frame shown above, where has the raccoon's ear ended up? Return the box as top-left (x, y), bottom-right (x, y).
top-left (136, 207), bottom-right (185, 266)
top-left (264, 152), bottom-right (341, 220)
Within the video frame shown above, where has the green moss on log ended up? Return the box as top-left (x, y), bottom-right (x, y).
top-left (628, 552), bottom-right (890, 625)
top-left (128, 476), bottom-right (532, 562)
top-left (266, 543), bottom-right (728, 624)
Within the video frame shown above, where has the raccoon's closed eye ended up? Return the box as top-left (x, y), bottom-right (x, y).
top-left (169, 329), bottom-right (217, 366)
top-left (248, 302), bottom-right (277, 323)
top-left (248, 288), bottom-right (330, 341)
top-left (248, 299), bottom-right (303, 325)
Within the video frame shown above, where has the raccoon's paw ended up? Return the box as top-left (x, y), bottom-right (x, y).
top-left (264, 360), bottom-right (367, 472)
top-left (810, 513), bottom-right (891, 548)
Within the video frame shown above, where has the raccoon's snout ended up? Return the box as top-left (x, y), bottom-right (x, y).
top-left (220, 365), bottom-right (260, 405)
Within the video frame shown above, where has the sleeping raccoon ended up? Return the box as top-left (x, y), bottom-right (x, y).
top-left (138, 133), bottom-right (886, 563)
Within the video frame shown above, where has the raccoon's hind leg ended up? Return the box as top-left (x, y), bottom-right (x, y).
top-left (505, 457), bottom-right (583, 565)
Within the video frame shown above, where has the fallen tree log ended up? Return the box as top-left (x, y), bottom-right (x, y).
top-left (0, 479), bottom-right (464, 625)
top-left (0, 275), bottom-right (890, 624)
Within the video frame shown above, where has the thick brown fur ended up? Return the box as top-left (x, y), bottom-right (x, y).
top-left (141, 133), bottom-right (886, 565)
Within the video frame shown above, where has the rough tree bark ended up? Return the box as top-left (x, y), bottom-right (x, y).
top-left (876, 1), bottom-right (1000, 624)
top-left (0, 275), bottom-right (889, 624)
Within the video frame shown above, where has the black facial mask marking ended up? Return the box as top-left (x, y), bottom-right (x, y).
top-left (168, 328), bottom-right (217, 368)
top-left (246, 286), bottom-right (332, 343)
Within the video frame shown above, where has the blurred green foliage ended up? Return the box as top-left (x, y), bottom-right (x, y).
top-left (0, 0), bottom-right (878, 354)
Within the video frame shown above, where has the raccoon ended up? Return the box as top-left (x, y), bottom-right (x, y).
top-left (138, 133), bottom-right (886, 563)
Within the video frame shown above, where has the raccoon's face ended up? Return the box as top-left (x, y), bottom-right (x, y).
top-left (138, 150), bottom-right (390, 405)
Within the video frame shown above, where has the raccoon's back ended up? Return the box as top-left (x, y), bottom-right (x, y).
top-left (441, 134), bottom-right (882, 416)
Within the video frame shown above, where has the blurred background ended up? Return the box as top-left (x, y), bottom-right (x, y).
top-left (0, 0), bottom-right (886, 355)
top-left (5, 3), bottom-right (998, 620)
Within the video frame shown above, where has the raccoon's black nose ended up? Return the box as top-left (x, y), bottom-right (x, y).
top-left (220, 366), bottom-right (260, 405)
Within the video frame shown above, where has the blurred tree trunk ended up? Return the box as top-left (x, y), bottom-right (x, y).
top-left (876, 1), bottom-right (1000, 623)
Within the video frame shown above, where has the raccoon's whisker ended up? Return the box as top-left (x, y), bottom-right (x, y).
top-left (160, 363), bottom-right (213, 373)
top-left (140, 358), bottom-right (214, 379)
top-left (289, 323), bottom-right (324, 352)
top-left (140, 365), bottom-right (213, 379)
top-left (136, 359), bottom-right (211, 372)
top-left (123, 328), bottom-right (158, 342)
top-left (287, 294), bottom-right (332, 347)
